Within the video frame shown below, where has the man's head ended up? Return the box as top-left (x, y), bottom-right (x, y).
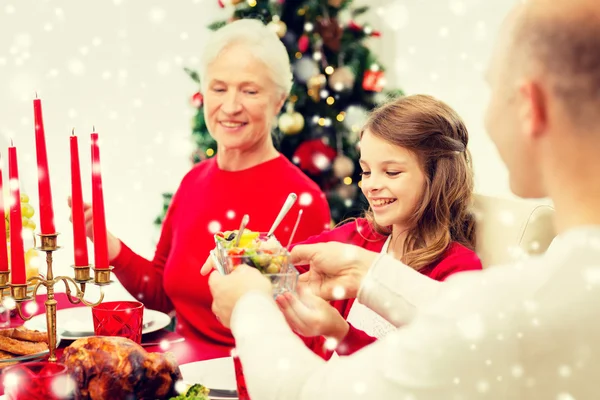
top-left (484, 0), bottom-right (600, 199)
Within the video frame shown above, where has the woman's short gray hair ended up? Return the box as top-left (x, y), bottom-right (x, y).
top-left (199, 19), bottom-right (293, 98)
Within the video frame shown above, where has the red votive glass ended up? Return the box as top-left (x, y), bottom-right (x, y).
top-left (3, 362), bottom-right (74, 400)
top-left (92, 301), bottom-right (144, 344)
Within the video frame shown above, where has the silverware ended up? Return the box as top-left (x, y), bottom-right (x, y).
top-left (61, 320), bottom-right (156, 337)
top-left (210, 249), bottom-right (226, 275)
top-left (286, 209), bottom-right (304, 249)
top-left (208, 388), bottom-right (238, 398)
top-left (267, 193), bottom-right (298, 238)
top-left (140, 337), bottom-right (185, 347)
top-left (233, 214), bottom-right (250, 247)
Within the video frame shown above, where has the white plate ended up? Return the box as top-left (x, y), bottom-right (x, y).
top-left (180, 357), bottom-right (237, 399)
top-left (23, 307), bottom-right (171, 340)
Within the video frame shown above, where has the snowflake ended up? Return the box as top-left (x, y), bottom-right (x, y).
top-left (55, 8), bottom-right (65, 18)
top-left (323, 337), bottom-right (338, 351)
top-left (79, 46), bottom-right (89, 56)
top-left (156, 60), bottom-right (171, 75)
top-left (149, 7), bottom-right (166, 23)
top-left (353, 382), bottom-right (367, 395)
top-left (44, 23), bottom-right (53, 32)
top-left (180, 32), bottom-right (189, 40)
top-left (67, 108), bottom-right (77, 118)
top-left (298, 193), bottom-right (313, 206)
top-left (439, 27), bottom-right (449, 37)
top-left (453, 377), bottom-right (460, 385)
top-left (498, 209), bottom-right (515, 226)
top-left (208, 221), bottom-right (222, 234)
top-left (474, 21), bottom-right (487, 41)
top-left (556, 393), bottom-right (575, 400)
top-left (293, 58), bottom-right (319, 83)
top-left (91, 163), bottom-right (102, 175)
top-left (92, 37), bottom-right (102, 46)
top-left (159, 339), bottom-right (171, 351)
top-left (24, 301), bottom-right (38, 315)
top-left (456, 313), bottom-right (485, 340)
top-left (377, 3), bottom-right (409, 31)
top-left (174, 380), bottom-right (188, 395)
top-left (449, 0), bottom-right (466, 16)
top-left (582, 266), bottom-right (600, 285)
top-left (476, 380), bottom-right (489, 393)
top-left (523, 300), bottom-right (538, 313)
top-left (52, 374), bottom-right (76, 398)
top-left (332, 285), bottom-right (346, 300)
top-left (109, 111), bottom-right (119, 120)
top-left (558, 365), bottom-right (572, 378)
top-left (67, 59), bottom-right (85, 75)
top-left (0, 58), bottom-right (6, 66)
top-left (5, 5), bottom-right (15, 14)
top-left (132, 98), bottom-right (143, 108)
top-left (485, 359), bottom-right (492, 366)
top-left (277, 358), bottom-right (290, 371)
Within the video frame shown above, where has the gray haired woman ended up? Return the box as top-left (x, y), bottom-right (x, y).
top-left (71, 19), bottom-right (331, 359)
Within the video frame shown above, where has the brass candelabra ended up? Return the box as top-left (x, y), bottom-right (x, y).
top-left (0, 233), bottom-right (112, 362)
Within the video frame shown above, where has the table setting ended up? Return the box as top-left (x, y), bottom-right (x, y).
top-left (0, 96), bottom-right (302, 399)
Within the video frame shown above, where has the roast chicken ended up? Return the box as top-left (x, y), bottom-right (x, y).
top-left (61, 336), bottom-right (183, 400)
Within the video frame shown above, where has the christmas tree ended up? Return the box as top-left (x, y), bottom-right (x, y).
top-left (155, 0), bottom-right (403, 227)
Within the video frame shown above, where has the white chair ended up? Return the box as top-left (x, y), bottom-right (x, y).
top-left (472, 194), bottom-right (557, 268)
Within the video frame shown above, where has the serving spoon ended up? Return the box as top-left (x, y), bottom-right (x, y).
top-left (266, 193), bottom-right (298, 239)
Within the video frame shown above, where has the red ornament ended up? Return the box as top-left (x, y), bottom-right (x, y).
top-left (293, 139), bottom-right (337, 175)
top-left (362, 70), bottom-right (385, 92)
top-left (298, 35), bottom-right (310, 53)
top-left (191, 92), bottom-right (203, 108)
top-left (348, 21), bottom-right (362, 32)
top-left (218, 0), bottom-right (225, 8)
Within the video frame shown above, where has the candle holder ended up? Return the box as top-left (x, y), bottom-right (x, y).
top-left (0, 233), bottom-right (110, 362)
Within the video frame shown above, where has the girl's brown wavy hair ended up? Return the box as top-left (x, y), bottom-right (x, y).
top-left (361, 94), bottom-right (476, 270)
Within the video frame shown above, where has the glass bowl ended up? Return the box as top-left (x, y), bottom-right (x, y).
top-left (213, 231), bottom-right (298, 296)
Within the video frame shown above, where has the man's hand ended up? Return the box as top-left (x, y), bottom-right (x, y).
top-left (208, 265), bottom-right (272, 328)
top-left (291, 242), bottom-right (378, 300)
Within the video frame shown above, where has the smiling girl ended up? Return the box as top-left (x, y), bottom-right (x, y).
top-left (278, 94), bottom-right (483, 357)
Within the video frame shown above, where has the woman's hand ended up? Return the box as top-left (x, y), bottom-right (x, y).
top-left (208, 265), bottom-right (272, 328)
top-left (68, 196), bottom-right (122, 261)
top-left (275, 288), bottom-right (349, 342)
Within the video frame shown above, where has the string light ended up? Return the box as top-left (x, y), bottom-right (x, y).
top-left (325, 66), bottom-right (334, 75)
top-left (336, 112), bottom-right (346, 122)
top-left (343, 177), bottom-right (353, 185)
top-left (358, 181), bottom-right (362, 188)
top-left (206, 148), bottom-right (215, 157)
top-left (295, 52), bottom-right (302, 59)
top-left (326, 96), bottom-right (335, 105)
top-left (247, 0), bottom-right (257, 6)
top-left (318, 118), bottom-right (326, 126)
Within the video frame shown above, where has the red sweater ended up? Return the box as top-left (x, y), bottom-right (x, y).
top-left (293, 218), bottom-right (482, 358)
top-left (111, 155), bottom-right (331, 357)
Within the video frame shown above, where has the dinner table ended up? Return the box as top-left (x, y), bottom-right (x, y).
top-left (0, 291), bottom-right (233, 397)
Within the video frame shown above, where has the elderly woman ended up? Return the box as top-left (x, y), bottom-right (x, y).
top-left (72, 19), bottom-right (331, 358)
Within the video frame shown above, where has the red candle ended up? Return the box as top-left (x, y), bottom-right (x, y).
top-left (33, 97), bottom-right (56, 234)
top-left (70, 132), bottom-right (88, 267)
top-left (0, 154), bottom-right (8, 272)
top-left (90, 132), bottom-right (108, 270)
top-left (8, 146), bottom-right (26, 284)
